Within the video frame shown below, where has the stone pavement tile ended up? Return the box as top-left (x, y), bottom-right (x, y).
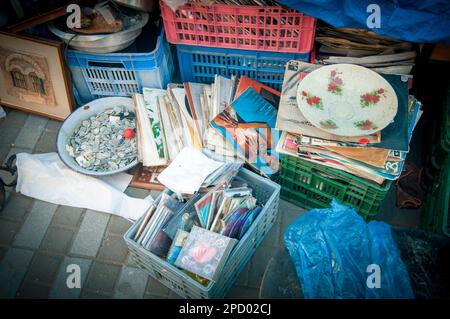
top-left (278, 200), bottom-right (307, 244)
top-left (247, 244), bottom-right (277, 289)
top-left (51, 206), bottom-right (84, 228)
top-left (85, 261), bottom-right (121, 294)
top-left (70, 210), bottom-right (109, 257)
top-left (13, 200), bottom-right (58, 249)
top-left (0, 219), bottom-right (21, 245)
top-left (24, 252), bottom-right (63, 285)
top-left (0, 145), bottom-right (10, 163)
top-left (45, 120), bottom-right (62, 132)
top-left (0, 109), bottom-right (28, 127)
top-left (40, 226), bottom-right (76, 254)
top-left (260, 221), bottom-right (281, 248)
top-left (13, 114), bottom-right (48, 149)
top-left (145, 276), bottom-right (170, 297)
top-left (97, 233), bottom-right (129, 264)
top-left (16, 281), bottom-right (50, 299)
top-left (81, 290), bottom-right (112, 299)
top-left (114, 266), bottom-right (148, 299)
top-left (34, 129), bottom-right (57, 153)
top-left (279, 200), bottom-right (307, 230)
top-left (126, 254), bottom-right (138, 268)
top-left (2, 147), bottom-right (31, 166)
top-left (106, 215), bottom-right (132, 236)
top-left (49, 257), bottom-right (92, 299)
top-left (0, 192), bottom-right (34, 222)
top-left (226, 285), bottom-right (259, 299)
top-left (0, 126), bottom-right (21, 146)
top-left (143, 292), bottom-right (168, 299)
top-left (168, 291), bottom-right (182, 299)
top-left (235, 260), bottom-right (250, 287)
top-left (0, 247), bottom-right (34, 298)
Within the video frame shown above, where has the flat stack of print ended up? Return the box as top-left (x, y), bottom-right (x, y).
top-left (131, 75), bottom-right (283, 188)
top-left (275, 60), bottom-right (423, 185)
top-left (315, 24), bottom-right (416, 75)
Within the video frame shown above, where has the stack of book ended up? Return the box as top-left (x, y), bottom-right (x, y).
top-left (275, 60), bottom-right (423, 185)
top-left (131, 75), bottom-right (284, 189)
top-left (315, 24), bottom-right (416, 75)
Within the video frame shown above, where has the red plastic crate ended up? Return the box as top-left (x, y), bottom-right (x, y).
top-left (160, 0), bottom-right (316, 53)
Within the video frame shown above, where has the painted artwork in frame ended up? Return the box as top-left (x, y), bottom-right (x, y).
top-left (0, 31), bottom-right (74, 121)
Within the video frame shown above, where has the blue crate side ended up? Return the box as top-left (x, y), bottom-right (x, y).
top-left (176, 44), bottom-right (310, 91)
top-left (123, 168), bottom-right (281, 299)
top-left (67, 28), bottom-right (174, 104)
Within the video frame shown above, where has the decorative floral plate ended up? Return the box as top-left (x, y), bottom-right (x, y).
top-left (296, 64), bottom-right (398, 136)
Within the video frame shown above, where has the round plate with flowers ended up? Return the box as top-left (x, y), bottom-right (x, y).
top-left (296, 64), bottom-right (398, 136)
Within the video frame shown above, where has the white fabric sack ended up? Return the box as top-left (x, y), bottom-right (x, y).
top-left (15, 152), bottom-right (152, 221)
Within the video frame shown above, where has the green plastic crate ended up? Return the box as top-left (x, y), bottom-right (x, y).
top-left (280, 155), bottom-right (392, 221)
top-left (422, 155), bottom-right (450, 237)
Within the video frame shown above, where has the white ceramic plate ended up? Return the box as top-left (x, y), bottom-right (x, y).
top-left (296, 64), bottom-right (398, 136)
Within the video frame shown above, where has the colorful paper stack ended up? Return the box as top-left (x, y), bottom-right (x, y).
top-left (276, 60), bottom-right (423, 186)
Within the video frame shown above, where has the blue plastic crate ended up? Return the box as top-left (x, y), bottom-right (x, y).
top-left (123, 168), bottom-right (281, 299)
top-left (66, 28), bottom-right (174, 105)
top-left (176, 44), bottom-right (310, 91)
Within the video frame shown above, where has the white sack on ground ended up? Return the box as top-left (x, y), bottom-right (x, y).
top-left (15, 152), bottom-right (152, 221)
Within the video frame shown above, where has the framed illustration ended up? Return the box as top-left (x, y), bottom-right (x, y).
top-left (0, 31), bottom-right (74, 121)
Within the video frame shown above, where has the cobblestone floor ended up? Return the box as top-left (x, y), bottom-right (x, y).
top-left (0, 108), bottom-right (421, 299)
top-left (0, 108), bottom-right (309, 299)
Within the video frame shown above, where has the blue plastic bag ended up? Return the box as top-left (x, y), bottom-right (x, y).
top-left (284, 200), bottom-right (414, 299)
top-left (278, 0), bottom-right (450, 44)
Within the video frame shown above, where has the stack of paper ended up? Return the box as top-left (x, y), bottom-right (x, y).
top-left (315, 25), bottom-right (416, 75)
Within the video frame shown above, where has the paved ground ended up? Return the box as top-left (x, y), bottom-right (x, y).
top-left (0, 108), bottom-right (420, 299)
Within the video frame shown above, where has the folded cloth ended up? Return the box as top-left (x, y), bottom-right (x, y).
top-left (15, 152), bottom-right (153, 221)
top-left (396, 163), bottom-right (424, 209)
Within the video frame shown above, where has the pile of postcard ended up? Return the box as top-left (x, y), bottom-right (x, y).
top-left (130, 75), bottom-right (283, 189)
top-left (314, 24), bottom-right (416, 75)
top-left (275, 60), bottom-right (423, 185)
top-left (131, 148), bottom-right (263, 284)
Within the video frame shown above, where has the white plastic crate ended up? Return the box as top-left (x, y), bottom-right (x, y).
top-left (67, 28), bottom-right (173, 105)
top-left (124, 168), bottom-right (281, 299)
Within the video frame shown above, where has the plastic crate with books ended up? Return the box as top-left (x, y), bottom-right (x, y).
top-left (275, 58), bottom-right (423, 220)
top-left (124, 149), bottom-right (280, 299)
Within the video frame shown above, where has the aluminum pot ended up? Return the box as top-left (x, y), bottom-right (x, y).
top-left (57, 97), bottom-right (138, 176)
top-left (48, 11), bottom-right (148, 53)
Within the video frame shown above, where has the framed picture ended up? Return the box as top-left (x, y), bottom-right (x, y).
top-left (0, 31), bottom-right (74, 121)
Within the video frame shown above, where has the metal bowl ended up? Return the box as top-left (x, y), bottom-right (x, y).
top-left (48, 11), bottom-right (149, 53)
top-left (57, 97), bottom-right (138, 176)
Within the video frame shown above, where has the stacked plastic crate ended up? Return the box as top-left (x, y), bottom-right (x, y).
top-left (160, 0), bottom-right (317, 91)
top-left (66, 25), bottom-right (174, 105)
